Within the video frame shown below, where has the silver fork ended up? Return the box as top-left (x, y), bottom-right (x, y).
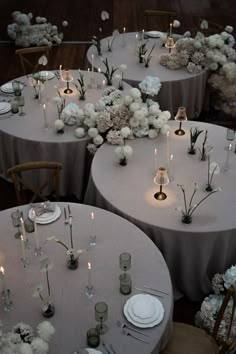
top-left (102, 341), bottom-right (111, 354)
top-left (122, 329), bottom-right (149, 343)
top-left (117, 320), bottom-right (149, 337)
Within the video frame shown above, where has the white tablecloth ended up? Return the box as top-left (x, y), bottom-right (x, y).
top-left (0, 71), bottom-right (130, 199)
top-left (86, 32), bottom-right (208, 118)
top-left (84, 121), bottom-right (236, 300)
top-left (0, 203), bottom-right (173, 354)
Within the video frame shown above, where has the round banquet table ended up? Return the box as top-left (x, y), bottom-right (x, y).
top-left (86, 32), bottom-right (208, 118)
top-left (0, 71), bottom-right (130, 200)
top-left (84, 121), bottom-right (236, 301)
top-left (0, 202), bottom-right (173, 354)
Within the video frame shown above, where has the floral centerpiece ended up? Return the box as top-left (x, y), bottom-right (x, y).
top-left (54, 85), bottom-right (171, 154)
top-left (7, 11), bottom-right (68, 47)
top-left (195, 265), bottom-right (236, 343)
top-left (0, 320), bottom-right (55, 354)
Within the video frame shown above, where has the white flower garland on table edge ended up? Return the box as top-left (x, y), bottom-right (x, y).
top-left (54, 85), bottom-right (171, 154)
top-left (195, 264), bottom-right (236, 343)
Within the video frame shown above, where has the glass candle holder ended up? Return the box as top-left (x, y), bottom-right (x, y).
top-left (86, 328), bottom-right (100, 348)
top-left (11, 99), bottom-right (19, 114)
top-left (11, 210), bottom-right (22, 239)
top-left (119, 252), bottom-right (131, 272)
top-left (12, 81), bottom-right (21, 96)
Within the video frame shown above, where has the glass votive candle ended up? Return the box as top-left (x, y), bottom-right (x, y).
top-left (119, 273), bottom-right (132, 295)
top-left (24, 217), bottom-right (35, 233)
top-left (86, 327), bottom-right (100, 348)
top-left (12, 81), bottom-right (21, 96)
top-left (11, 100), bottom-right (19, 114)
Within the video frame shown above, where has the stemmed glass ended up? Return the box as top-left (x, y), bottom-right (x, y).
top-left (11, 210), bottom-right (22, 239)
top-left (18, 96), bottom-right (25, 116)
top-left (119, 252), bottom-right (132, 295)
top-left (225, 128), bottom-right (235, 151)
top-left (95, 301), bottom-right (108, 334)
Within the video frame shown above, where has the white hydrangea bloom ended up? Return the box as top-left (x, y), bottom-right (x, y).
top-left (88, 127), bottom-right (99, 138)
top-left (120, 127), bottom-right (131, 138)
top-left (134, 110), bottom-right (145, 121)
top-left (75, 127), bottom-right (85, 138)
top-left (93, 135), bottom-right (104, 145)
top-left (129, 102), bottom-right (140, 112)
top-left (148, 129), bottom-right (158, 139)
top-left (124, 95), bottom-right (133, 106)
top-left (129, 88), bottom-right (141, 99)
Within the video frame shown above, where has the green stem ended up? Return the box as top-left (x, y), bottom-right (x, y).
top-left (209, 165), bottom-right (218, 186)
top-left (189, 190), bottom-right (218, 216)
top-left (56, 240), bottom-right (69, 250)
top-left (188, 185), bottom-right (198, 214)
top-left (46, 266), bottom-right (51, 297)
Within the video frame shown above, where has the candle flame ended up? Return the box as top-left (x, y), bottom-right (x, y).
top-left (123, 27), bottom-right (126, 32)
top-left (167, 131), bottom-right (170, 137)
top-left (98, 67), bottom-right (101, 73)
top-left (154, 148), bottom-right (157, 154)
top-left (102, 79), bottom-right (106, 85)
top-left (43, 103), bottom-right (46, 109)
top-left (59, 65), bottom-right (62, 69)
top-left (88, 262), bottom-right (91, 269)
top-left (0, 266), bottom-right (4, 274)
top-left (92, 54), bottom-right (94, 59)
top-left (88, 68), bottom-right (90, 72)
top-left (91, 212), bottom-right (94, 220)
top-left (21, 235), bottom-right (24, 241)
top-left (170, 154), bottom-right (173, 160)
top-left (135, 34), bottom-right (138, 39)
top-left (20, 217), bottom-right (24, 224)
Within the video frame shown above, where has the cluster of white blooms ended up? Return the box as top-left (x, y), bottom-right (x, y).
top-left (57, 86), bottom-right (170, 153)
top-left (160, 23), bottom-right (235, 74)
top-left (195, 265), bottom-right (236, 343)
top-left (0, 321), bottom-right (55, 354)
top-left (208, 62), bottom-right (236, 116)
top-left (7, 11), bottom-right (66, 47)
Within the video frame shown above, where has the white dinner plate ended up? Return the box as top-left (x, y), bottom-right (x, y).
top-left (146, 31), bottom-right (161, 38)
top-left (130, 295), bottom-right (160, 320)
top-left (28, 204), bottom-right (61, 224)
top-left (85, 349), bottom-right (103, 354)
top-left (0, 103), bottom-right (11, 114)
top-left (0, 102), bottom-right (9, 110)
top-left (124, 294), bottom-right (164, 328)
top-left (38, 71), bottom-right (55, 80)
top-left (1, 82), bottom-right (24, 93)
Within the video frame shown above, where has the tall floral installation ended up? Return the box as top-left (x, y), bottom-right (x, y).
top-left (159, 21), bottom-right (236, 116)
top-left (7, 11), bottom-right (68, 47)
top-left (195, 265), bottom-right (236, 343)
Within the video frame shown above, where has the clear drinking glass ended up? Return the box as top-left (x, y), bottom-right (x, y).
top-left (86, 327), bottom-right (100, 348)
top-left (95, 301), bottom-right (108, 334)
top-left (11, 210), bottom-right (22, 239)
top-left (12, 81), bottom-right (21, 97)
top-left (225, 129), bottom-right (235, 150)
top-left (18, 96), bottom-right (25, 116)
top-left (119, 252), bottom-right (132, 294)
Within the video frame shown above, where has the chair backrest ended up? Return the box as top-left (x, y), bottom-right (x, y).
top-left (7, 161), bottom-right (63, 206)
top-left (192, 17), bottom-right (223, 36)
top-left (212, 285), bottom-right (236, 354)
top-left (15, 46), bottom-right (50, 76)
top-left (144, 10), bottom-right (177, 32)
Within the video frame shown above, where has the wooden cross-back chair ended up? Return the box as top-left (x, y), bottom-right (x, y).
top-left (144, 10), bottom-right (177, 32)
top-left (192, 17), bottom-right (223, 36)
top-left (7, 161), bottom-right (63, 206)
top-left (161, 285), bottom-right (236, 354)
top-left (15, 46), bottom-right (50, 76)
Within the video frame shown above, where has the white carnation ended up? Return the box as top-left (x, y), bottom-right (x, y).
top-left (130, 102), bottom-right (140, 112)
top-left (129, 117), bottom-right (140, 128)
top-left (149, 104), bottom-right (160, 116)
top-left (75, 127), bottom-right (85, 138)
top-left (129, 88), bottom-right (141, 99)
top-left (84, 103), bottom-right (95, 115)
top-left (120, 127), bottom-right (131, 138)
top-left (93, 134), bottom-right (104, 145)
top-left (37, 321), bottom-right (55, 342)
top-left (31, 337), bottom-right (48, 354)
top-left (140, 117), bottom-right (149, 127)
top-left (124, 95), bottom-right (133, 105)
top-left (134, 110), bottom-right (145, 120)
top-left (88, 127), bottom-right (99, 138)
top-left (148, 129), bottom-right (158, 139)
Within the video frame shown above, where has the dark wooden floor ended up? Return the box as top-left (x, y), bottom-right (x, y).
top-left (0, 0), bottom-right (234, 327)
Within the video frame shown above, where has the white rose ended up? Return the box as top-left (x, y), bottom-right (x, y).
top-left (75, 127), bottom-right (85, 138)
top-left (93, 134), bottom-right (104, 145)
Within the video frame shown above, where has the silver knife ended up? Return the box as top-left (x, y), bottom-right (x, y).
top-left (68, 204), bottom-right (72, 218)
top-left (134, 287), bottom-right (164, 298)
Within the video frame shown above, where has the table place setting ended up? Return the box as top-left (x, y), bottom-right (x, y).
top-left (0, 101), bottom-right (11, 115)
top-left (0, 81), bottom-right (24, 94)
top-left (28, 203), bottom-right (61, 224)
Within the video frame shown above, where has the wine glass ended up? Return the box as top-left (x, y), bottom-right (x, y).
top-left (119, 252), bottom-right (131, 272)
top-left (95, 302), bottom-right (108, 334)
top-left (18, 96), bottom-right (25, 116)
top-left (11, 210), bottom-right (22, 239)
top-left (225, 128), bottom-right (235, 151)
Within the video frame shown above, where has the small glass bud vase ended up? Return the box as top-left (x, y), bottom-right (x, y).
top-left (66, 250), bottom-right (79, 270)
top-left (119, 157), bottom-right (127, 166)
top-left (188, 145), bottom-right (196, 155)
top-left (182, 215), bottom-right (192, 224)
top-left (119, 273), bottom-right (132, 295)
top-left (41, 298), bottom-right (55, 318)
top-left (205, 184), bottom-right (213, 192)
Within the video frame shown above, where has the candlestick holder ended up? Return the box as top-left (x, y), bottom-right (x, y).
top-left (165, 36), bottom-right (175, 53)
top-left (2, 289), bottom-right (13, 311)
top-left (34, 246), bottom-right (43, 256)
top-left (21, 257), bottom-right (29, 268)
top-left (62, 69), bottom-right (73, 94)
top-left (89, 235), bottom-right (96, 247)
top-left (86, 285), bottom-right (94, 298)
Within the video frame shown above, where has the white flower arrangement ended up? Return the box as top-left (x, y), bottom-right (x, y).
top-left (0, 321), bottom-right (55, 354)
top-left (138, 76), bottom-right (162, 97)
top-left (54, 119), bottom-right (64, 133)
top-left (61, 103), bottom-right (81, 126)
top-left (115, 145), bottom-right (133, 166)
top-left (7, 11), bottom-right (67, 47)
top-left (195, 265), bottom-right (236, 343)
